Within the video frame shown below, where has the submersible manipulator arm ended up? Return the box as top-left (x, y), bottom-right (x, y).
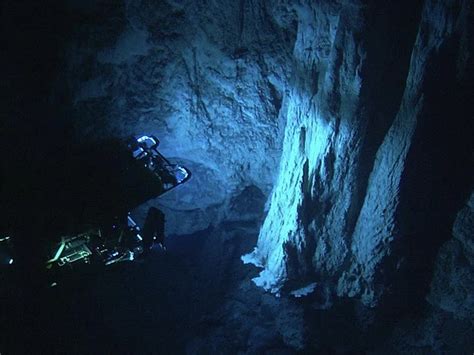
top-left (0, 135), bottom-right (191, 282)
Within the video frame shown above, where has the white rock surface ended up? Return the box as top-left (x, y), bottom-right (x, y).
top-left (243, 0), bottom-right (473, 308)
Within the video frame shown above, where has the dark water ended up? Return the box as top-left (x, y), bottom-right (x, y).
top-left (1, 233), bottom-right (210, 354)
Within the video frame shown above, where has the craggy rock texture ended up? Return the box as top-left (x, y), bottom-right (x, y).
top-left (243, 0), bottom-right (474, 313)
top-left (428, 192), bottom-right (474, 321)
top-left (379, 192), bottom-right (474, 354)
top-left (60, 0), bottom-right (295, 235)
top-left (42, 0), bottom-right (473, 352)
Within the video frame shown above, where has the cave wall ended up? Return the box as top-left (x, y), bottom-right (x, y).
top-left (429, 191), bottom-right (474, 322)
top-left (2, 0), bottom-right (473, 352)
top-left (243, 0), bottom-right (474, 312)
top-left (17, 0), bottom-right (472, 316)
top-left (58, 0), bottom-right (473, 312)
top-left (57, 0), bottom-right (296, 234)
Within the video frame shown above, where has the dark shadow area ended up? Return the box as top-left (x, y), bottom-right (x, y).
top-left (1, 0), bottom-right (80, 285)
top-left (375, 27), bottom-right (474, 327)
top-left (0, 225), bottom-right (261, 354)
top-left (345, 0), bottom-right (424, 235)
top-left (2, 244), bottom-right (189, 353)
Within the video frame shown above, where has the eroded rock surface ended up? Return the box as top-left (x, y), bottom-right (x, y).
top-left (36, 0), bottom-right (474, 352)
top-left (429, 192), bottom-right (474, 320)
top-left (60, 0), bottom-right (295, 234)
top-left (379, 191), bottom-right (474, 354)
top-left (243, 0), bottom-right (474, 312)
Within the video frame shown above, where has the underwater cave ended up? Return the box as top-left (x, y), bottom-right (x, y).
top-left (1, 0), bottom-right (473, 353)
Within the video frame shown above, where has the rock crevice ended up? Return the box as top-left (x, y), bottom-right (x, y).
top-left (243, 0), bottom-right (473, 313)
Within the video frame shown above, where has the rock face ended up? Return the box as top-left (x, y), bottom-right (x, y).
top-left (243, 0), bottom-right (473, 311)
top-left (60, 0), bottom-right (295, 235)
top-left (21, 0), bottom-right (472, 351)
top-left (380, 192), bottom-right (474, 354)
top-left (429, 192), bottom-right (474, 321)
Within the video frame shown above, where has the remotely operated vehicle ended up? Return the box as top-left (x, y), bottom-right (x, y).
top-left (0, 135), bottom-right (190, 280)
